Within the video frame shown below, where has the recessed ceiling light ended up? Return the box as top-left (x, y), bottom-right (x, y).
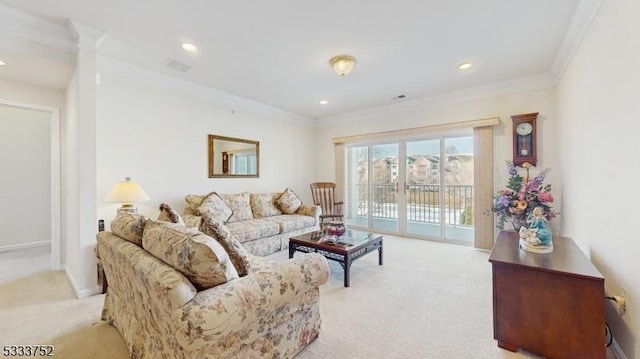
top-left (458, 62), bottom-right (473, 70)
top-left (181, 42), bottom-right (198, 53)
top-left (319, 100), bottom-right (329, 105)
top-left (0, 60), bottom-right (6, 66)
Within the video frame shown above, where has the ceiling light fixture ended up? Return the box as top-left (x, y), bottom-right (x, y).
top-left (458, 62), bottom-right (473, 70)
top-left (330, 55), bottom-right (356, 76)
top-left (319, 100), bottom-right (329, 105)
top-left (0, 60), bottom-right (6, 66)
top-left (181, 42), bottom-right (198, 53)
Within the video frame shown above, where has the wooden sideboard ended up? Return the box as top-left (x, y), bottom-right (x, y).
top-left (489, 231), bottom-right (605, 359)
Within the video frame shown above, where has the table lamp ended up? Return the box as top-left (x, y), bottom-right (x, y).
top-left (104, 177), bottom-right (150, 214)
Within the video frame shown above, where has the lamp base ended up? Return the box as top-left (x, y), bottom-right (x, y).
top-left (117, 204), bottom-right (137, 215)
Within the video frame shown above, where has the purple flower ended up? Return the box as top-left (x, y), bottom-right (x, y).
top-left (497, 196), bottom-right (510, 207)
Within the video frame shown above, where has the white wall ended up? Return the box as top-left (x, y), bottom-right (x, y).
top-left (0, 105), bottom-right (50, 248)
top-left (556, 0), bottom-right (639, 356)
top-left (0, 79), bottom-right (65, 108)
top-left (95, 74), bottom-right (317, 227)
top-left (314, 88), bottom-right (560, 226)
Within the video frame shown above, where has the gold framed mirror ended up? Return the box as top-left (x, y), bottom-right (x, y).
top-left (208, 135), bottom-right (259, 178)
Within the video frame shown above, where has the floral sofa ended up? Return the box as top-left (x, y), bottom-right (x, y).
top-left (97, 213), bottom-right (330, 359)
top-left (181, 189), bottom-right (320, 256)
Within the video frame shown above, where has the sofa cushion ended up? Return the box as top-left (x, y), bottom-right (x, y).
top-left (157, 203), bottom-right (185, 225)
top-left (199, 214), bottom-right (250, 277)
top-left (275, 188), bottom-right (302, 214)
top-left (225, 219), bottom-right (280, 243)
top-left (250, 193), bottom-right (283, 218)
top-left (263, 214), bottom-right (316, 233)
top-left (142, 220), bottom-right (239, 290)
top-left (219, 192), bottom-right (253, 223)
top-left (197, 192), bottom-right (233, 223)
top-left (110, 213), bottom-right (148, 246)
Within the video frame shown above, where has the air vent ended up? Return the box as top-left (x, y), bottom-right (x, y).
top-left (162, 58), bottom-right (192, 73)
top-left (392, 94), bottom-right (406, 100)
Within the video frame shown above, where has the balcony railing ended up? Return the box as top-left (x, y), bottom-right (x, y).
top-left (353, 183), bottom-right (474, 227)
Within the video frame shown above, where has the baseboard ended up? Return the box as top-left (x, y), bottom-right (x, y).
top-left (611, 337), bottom-right (629, 359)
top-left (63, 266), bottom-right (102, 299)
top-left (0, 240), bottom-right (50, 252)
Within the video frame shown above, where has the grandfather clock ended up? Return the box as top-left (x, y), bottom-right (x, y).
top-left (511, 112), bottom-right (538, 167)
top-left (222, 152), bottom-right (229, 173)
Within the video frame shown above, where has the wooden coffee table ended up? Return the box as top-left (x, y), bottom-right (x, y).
top-left (289, 229), bottom-right (383, 287)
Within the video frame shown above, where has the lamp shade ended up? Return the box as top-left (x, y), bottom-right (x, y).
top-left (104, 177), bottom-right (150, 204)
top-left (330, 55), bottom-right (356, 76)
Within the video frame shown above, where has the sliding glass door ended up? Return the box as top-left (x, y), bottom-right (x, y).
top-left (371, 143), bottom-right (399, 232)
top-left (405, 139), bottom-right (440, 238)
top-left (346, 146), bottom-right (368, 228)
top-left (345, 135), bottom-right (474, 245)
top-left (345, 143), bottom-right (400, 231)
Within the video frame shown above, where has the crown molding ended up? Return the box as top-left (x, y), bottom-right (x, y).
top-left (97, 55), bottom-right (314, 126)
top-left (68, 20), bottom-right (105, 51)
top-left (0, 3), bottom-right (76, 52)
top-left (316, 73), bottom-right (556, 127)
top-left (551, 0), bottom-right (604, 80)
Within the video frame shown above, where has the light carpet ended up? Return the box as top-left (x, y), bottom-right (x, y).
top-left (0, 236), bottom-right (613, 358)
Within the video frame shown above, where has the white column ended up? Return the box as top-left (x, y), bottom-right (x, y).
top-left (65, 20), bottom-right (105, 298)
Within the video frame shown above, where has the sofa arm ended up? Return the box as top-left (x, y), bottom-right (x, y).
top-left (97, 232), bottom-right (198, 316)
top-left (296, 204), bottom-right (321, 225)
top-left (175, 253), bottom-right (329, 351)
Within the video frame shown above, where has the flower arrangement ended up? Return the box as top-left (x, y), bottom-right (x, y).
top-left (490, 162), bottom-right (558, 230)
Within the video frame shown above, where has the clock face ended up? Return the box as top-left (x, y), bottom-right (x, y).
top-left (516, 122), bottom-right (533, 136)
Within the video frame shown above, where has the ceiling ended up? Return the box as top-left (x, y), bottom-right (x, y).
top-left (0, 0), bottom-right (584, 120)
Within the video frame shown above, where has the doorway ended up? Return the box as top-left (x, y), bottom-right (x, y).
top-left (0, 100), bottom-right (60, 282)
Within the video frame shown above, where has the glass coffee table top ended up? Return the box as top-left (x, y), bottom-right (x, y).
top-left (305, 229), bottom-right (381, 247)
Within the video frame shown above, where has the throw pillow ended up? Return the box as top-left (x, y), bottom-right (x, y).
top-left (219, 192), bottom-right (253, 223)
top-left (184, 194), bottom-right (207, 215)
top-left (250, 193), bottom-right (283, 218)
top-left (183, 215), bottom-right (202, 228)
top-left (157, 203), bottom-right (185, 226)
top-left (142, 220), bottom-right (239, 290)
top-left (199, 214), bottom-right (250, 277)
top-left (197, 192), bottom-right (233, 223)
top-left (275, 188), bottom-right (302, 214)
top-left (110, 213), bottom-right (148, 246)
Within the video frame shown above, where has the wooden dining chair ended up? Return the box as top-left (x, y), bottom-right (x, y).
top-left (310, 182), bottom-right (344, 227)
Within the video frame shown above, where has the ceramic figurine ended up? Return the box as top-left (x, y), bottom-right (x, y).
top-left (519, 206), bottom-right (554, 254)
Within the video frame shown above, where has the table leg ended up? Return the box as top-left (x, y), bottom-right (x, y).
top-left (344, 256), bottom-right (351, 287)
top-left (378, 241), bottom-right (383, 265)
top-left (288, 244), bottom-right (294, 259)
